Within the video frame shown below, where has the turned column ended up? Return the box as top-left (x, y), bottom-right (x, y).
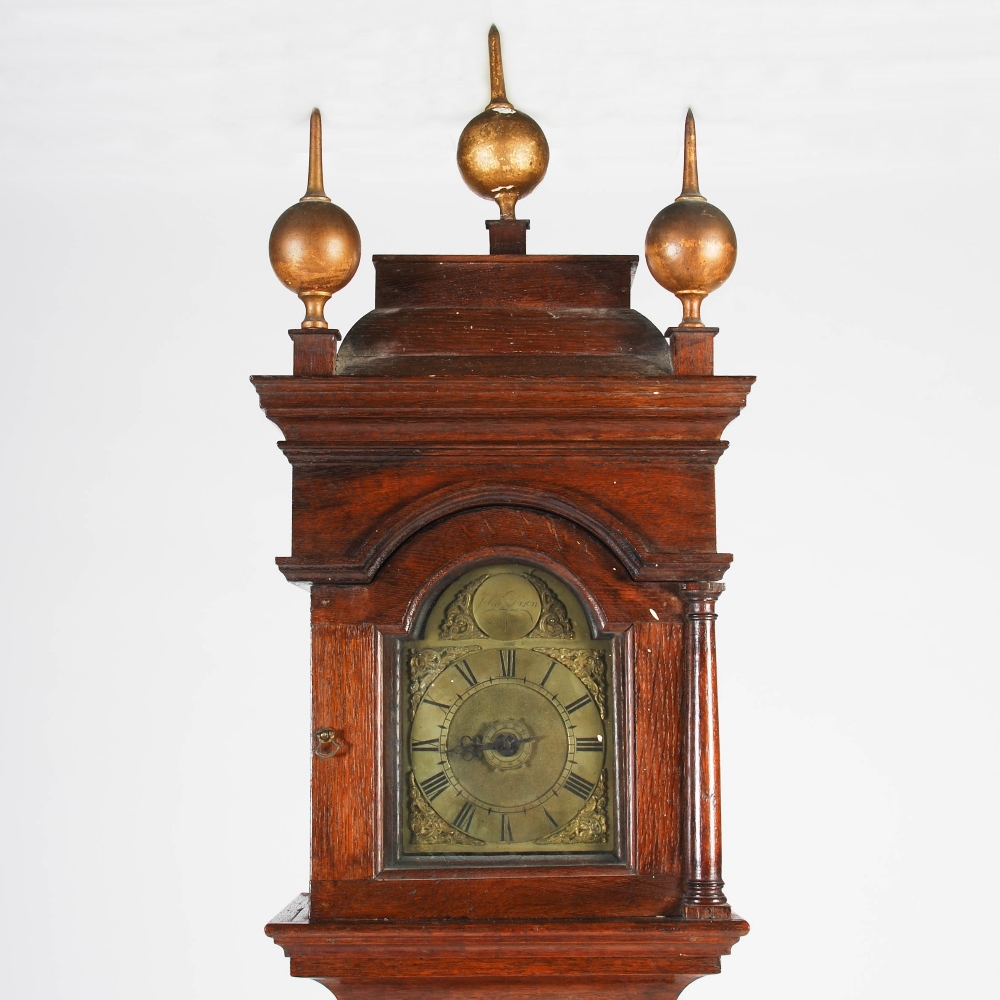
top-left (680, 581), bottom-right (730, 917)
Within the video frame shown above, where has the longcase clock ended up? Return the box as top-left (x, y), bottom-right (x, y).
top-left (255, 27), bottom-right (753, 1000)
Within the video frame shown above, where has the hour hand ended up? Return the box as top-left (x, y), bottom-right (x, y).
top-left (447, 735), bottom-right (487, 760)
top-left (448, 733), bottom-right (539, 760)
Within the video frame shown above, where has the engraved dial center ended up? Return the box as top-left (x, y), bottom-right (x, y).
top-left (444, 680), bottom-right (568, 810)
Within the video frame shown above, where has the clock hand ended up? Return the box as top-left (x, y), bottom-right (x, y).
top-left (448, 733), bottom-right (540, 760)
top-left (446, 735), bottom-right (486, 759)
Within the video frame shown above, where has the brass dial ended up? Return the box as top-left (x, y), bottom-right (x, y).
top-left (397, 565), bottom-right (615, 858)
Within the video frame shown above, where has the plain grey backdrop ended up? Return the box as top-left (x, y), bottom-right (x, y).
top-left (1, 1), bottom-right (997, 997)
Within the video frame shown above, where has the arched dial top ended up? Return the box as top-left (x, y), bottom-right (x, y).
top-left (397, 563), bottom-right (617, 859)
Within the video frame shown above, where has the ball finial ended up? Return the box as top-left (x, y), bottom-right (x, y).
top-left (644, 110), bottom-right (737, 328)
top-left (269, 109), bottom-right (361, 329)
top-left (457, 26), bottom-right (549, 219)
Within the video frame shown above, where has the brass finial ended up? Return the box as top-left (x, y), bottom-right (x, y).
top-left (645, 110), bottom-right (736, 328)
top-left (457, 25), bottom-right (549, 219)
top-left (269, 109), bottom-right (361, 329)
top-left (680, 109), bottom-right (704, 200)
top-left (303, 108), bottom-right (328, 201)
top-left (488, 24), bottom-right (507, 106)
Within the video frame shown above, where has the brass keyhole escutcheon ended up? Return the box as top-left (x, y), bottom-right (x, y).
top-left (312, 728), bottom-right (344, 758)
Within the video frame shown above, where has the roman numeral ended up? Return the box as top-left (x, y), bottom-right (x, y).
top-left (419, 771), bottom-right (450, 801)
top-left (453, 659), bottom-right (477, 687)
top-left (410, 738), bottom-right (439, 753)
top-left (499, 814), bottom-right (514, 842)
top-left (499, 649), bottom-right (516, 677)
top-left (543, 807), bottom-right (559, 828)
top-left (423, 699), bottom-right (451, 712)
top-left (576, 736), bottom-right (604, 752)
top-left (453, 801), bottom-right (476, 833)
top-left (540, 661), bottom-right (556, 688)
top-left (565, 693), bottom-right (592, 715)
top-left (564, 772), bottom-right (595, 799)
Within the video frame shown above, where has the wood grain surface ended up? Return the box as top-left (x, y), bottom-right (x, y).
top-left (257, 251), bottom-right (753, 998)
top-left (371, 255), bottom-right (636, 308)
top-left (336, 255), bottom-right (667, 375)
top-left (267, 894), bottom-right (748, 1000)
top-left (311, 624), bottom-right (381, 882)
top-left (253, 374), bottom-right (752, 584)
top-left (633, 622), bottom-right (685, 880)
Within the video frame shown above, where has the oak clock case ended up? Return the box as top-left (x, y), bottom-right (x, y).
top-left (393, 563), bottom-right (619, 862)
top-left (258, 25), bottom-right (751, 1000)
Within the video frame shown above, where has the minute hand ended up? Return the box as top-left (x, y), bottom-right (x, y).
top-left (447, 734), bottom-right (540, 759)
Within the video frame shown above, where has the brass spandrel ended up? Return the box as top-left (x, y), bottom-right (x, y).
top-left (407, 646), bottom-right (483, 716)
top-left (438, 575), bottom-right (490, 640)
top-left (532, 648), bottom-right (607, 719)
top-left (535, 770), bottom-right (610, 845)
top-left (407, 771), bottom-right (485, 847)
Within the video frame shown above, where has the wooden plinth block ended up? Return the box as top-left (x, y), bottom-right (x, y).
top-left (668, 327), bottom-right (718, 376)
top-left (289, 329), bottom-right (341, 376)
top-left (486, 218), bottom-right (529, 254)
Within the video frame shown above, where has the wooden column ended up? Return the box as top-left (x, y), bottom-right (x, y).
top-left (680, 581), bottom-right (730, 917)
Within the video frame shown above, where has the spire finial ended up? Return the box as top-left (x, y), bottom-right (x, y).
top-left (457, 26), bottom-right (549, 221)
top-left (644, 110), bottom-right (736, 330)
top-left (679, 108), bottom-right (705, 201)
top-left (269, 109), bottom-right (361, 329)
top-left (302, 108), bottom-right (330, 202)
top-left (488, 25), bottom-right (508, 106)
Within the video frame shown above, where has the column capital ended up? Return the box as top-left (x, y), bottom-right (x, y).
top-left (679, 581), bottom-right (725, 600)
top-left (679, 581), bottom-right (724, 620)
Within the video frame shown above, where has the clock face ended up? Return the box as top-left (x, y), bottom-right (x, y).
top-left (395, 564), bottom-right (617, 858)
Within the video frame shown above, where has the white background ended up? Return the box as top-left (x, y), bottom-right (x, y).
top-left (1, 1), bottom-right (997, 998)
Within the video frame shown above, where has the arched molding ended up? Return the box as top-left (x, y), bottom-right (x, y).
top-left (351, 484), bottom-right (643, 583)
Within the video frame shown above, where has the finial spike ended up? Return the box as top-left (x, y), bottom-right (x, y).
top-left (645, 109), bottom-right (736, 332)
top-left (488, 25), bottom-right (508, 105)
top-left (679, 108), bottom-right (705, 201)
top-left (303, 108), bottom-right (330, 202)
top-left (270, 108), bottom-right (361, 329)
top-left (457, 26), bottom-right (548, 225)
